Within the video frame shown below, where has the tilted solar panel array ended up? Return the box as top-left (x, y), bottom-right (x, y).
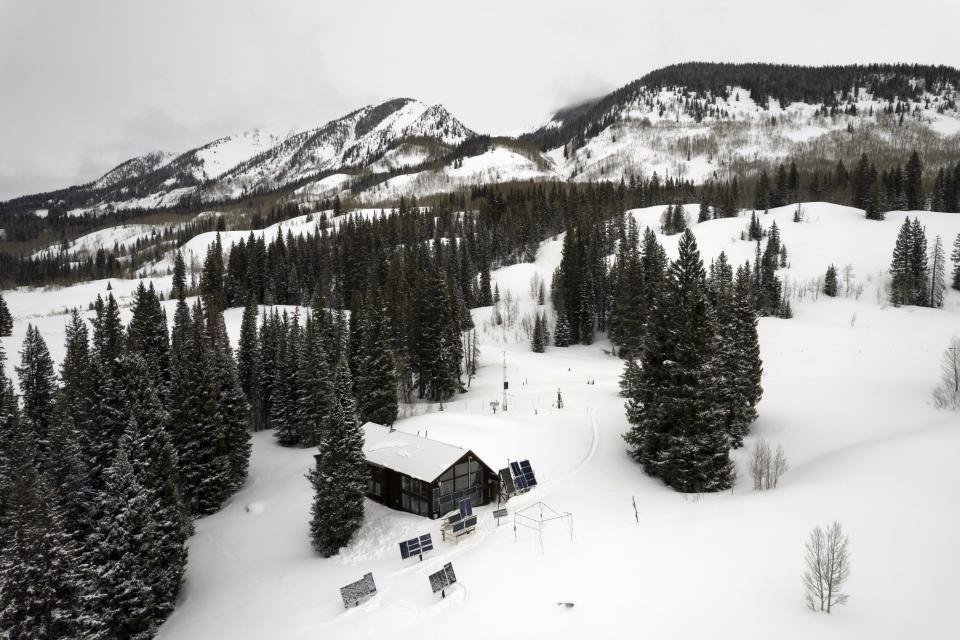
top-left (398, 533), bottom-right (434, 560)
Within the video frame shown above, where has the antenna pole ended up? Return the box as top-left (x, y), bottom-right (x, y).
top-left (502, 351), bottom-right (508, 412)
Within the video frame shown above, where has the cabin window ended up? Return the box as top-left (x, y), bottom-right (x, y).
top-left (367, 479), bottom-right (382, 496)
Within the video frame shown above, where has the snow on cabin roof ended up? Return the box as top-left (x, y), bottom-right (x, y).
top-left (362, 422), bottom-right (472, 483)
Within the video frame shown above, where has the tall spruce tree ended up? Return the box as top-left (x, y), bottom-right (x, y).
top-left (15, 324), bottom-right (57, 473)
top-left (951, 232), bottom-right (960, 291)
top-left (929, 235), bottom-right (946, 309)
top-left (623, 230), bottom-right (733, 492)
top-left (824, 264), bottom-right (839, 297)
top-left (308, 359), bottom-right (366, 557)
top-left (0, 291), bottom-right (11, 336)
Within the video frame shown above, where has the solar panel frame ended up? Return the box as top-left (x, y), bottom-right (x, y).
top-left (499, 468), bottom-right (515, 494)
top-left (428, 563), bottom-right (458, 593)
top-left (340, 573), bottom-right (377, 608)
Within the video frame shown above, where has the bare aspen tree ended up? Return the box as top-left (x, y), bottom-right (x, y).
top-left (748, 438), bottom-right (788, 490)
top-left (803, 521), bottom-right (851, 613)
top-left (769, 445), bottom-right (788, 488)
top-left (748, 439), bottom-right (770, 490)
top-left (933, 336), bottom-right (960, 410)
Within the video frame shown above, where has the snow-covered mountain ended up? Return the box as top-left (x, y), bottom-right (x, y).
top-left (4, 63), bottom-right (960, 215)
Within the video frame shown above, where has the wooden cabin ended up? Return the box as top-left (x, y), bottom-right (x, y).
top-left (361, 422), bottom-right (499, 519)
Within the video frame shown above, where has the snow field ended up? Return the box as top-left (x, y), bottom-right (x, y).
top-left (1, 202), bottom-right (959, 638)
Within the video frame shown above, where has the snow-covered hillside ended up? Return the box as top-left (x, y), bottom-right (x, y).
top-left (3, 202), bottom-right (959, 639)
top-left (10, 64), bottom-right (960, 218)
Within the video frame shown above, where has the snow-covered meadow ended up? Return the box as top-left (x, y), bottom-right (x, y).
top-left (2, 203), bottom-right (959, 639)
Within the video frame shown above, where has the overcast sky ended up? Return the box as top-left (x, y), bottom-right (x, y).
top-left (1, 0), bottom-right (957, 200)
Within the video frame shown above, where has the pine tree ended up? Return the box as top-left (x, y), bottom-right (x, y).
top-left (308, 359), bottom-right (366, 557)
top-left (553, 310), bottom-right (571, 347)
top-left (905, 150), bottom-right (924, 210)
top-left (209, 315), bottom-right (251, 492)
top-left (355, 295), bottom-right (399, 426)
top-left (889, 217), bottom-right (914, 306)
top-left (15, 324), bottom-right (57, 473)
top-left (952, 232), bottom-right (960, 291)
top-left (619, 358), bottom-right (641, 398)
top-left (94, 434), bottom-right (159, 639)
top-left (910, 218), bottom-right (929, 306)
top-left (273, 311), bottom-right (301, 446)
top-left (237, 295), bottom-right (263, 430)
top-left (0, 423), bottom-right (94, 639)
top-left (118, 355), bottom-right (188, 622)
top-left (127, 282), bottom-right (171, 401)
top-left (824, 264), bottom-right (839, 297)
top-left (530, 313), bottom-right (546, 353)
top-left (929, 235), bottom-right (946, 309)
top-left (623, 230), bottom-right (733, 493)
top-left (297, 314), bottom-right (334, 446)
top-left (172, 250), bottom-right (187, 301)
top-left (0, 291), bottom-right (12, 336)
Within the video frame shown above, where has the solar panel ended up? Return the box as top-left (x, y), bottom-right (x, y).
top-left (510, 461), bottom-right (521, 476)
top-left (464, 515), bottom-right (477, 529)
top-left (514, 474), bottom-right (528, 490)
top-left (418, 534), bottom-right (434, 553)
top-left (399, 533), bottom-right (433, 560)
top-left (516, 459), bottom-right (537, 488)
top-left (340, 572), bottom-right (377, 608)
top-left (428, 562), bottom-right (458, 593)
top-left (499, 468), bottom-right (515, 494)
top-left (447, 511), bottom-right (462, 525)
top-left (453, 520), bottom-right (465, 533)
top-left (458, 498), bottom-right (473, 518)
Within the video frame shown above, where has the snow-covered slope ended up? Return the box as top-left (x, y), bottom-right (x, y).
top-left (5, 63), bottom-right (960, 218)
top-left (3, 202), bottom-right (958, 639)
top-left (92, 151), bottom-right (175, 189)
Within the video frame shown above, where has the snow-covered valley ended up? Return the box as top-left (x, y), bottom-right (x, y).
top-left (2, 202), bottom-right (958, 639)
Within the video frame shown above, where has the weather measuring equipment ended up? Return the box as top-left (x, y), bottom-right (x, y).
top-left (398, 533), bottom-right (434, 562)
top-left (340, 573), bottom-right (377, 608)
top-left (428, 562), bottom-right (458, 598)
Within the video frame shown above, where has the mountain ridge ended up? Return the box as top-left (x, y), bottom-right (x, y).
top-left (4, 62), bottom-right (959, 216)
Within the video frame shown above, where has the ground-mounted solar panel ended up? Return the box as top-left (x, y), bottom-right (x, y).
top-left (429, 562), bottom-right (458, 594)
top-left (499, 468), bottom-right (515, 494)
top-left (464, 515), bottom-right (477, 528)
top-left (418, 533), bottom-right (433, 553)
top-left (514, 473), bottom-right (528, 490)
top-left (458, 497), bottom-right (473, 519)
top-left (518, 459), bottom-right (537, 488)
top-left (453, 520), bottom-right (465, 533)
top-left (510, 461), bottom-right (522, 476)
top-left (340, 572), bottom-right (377, 608)
top-left (399, 532), bottom-right (434, 560)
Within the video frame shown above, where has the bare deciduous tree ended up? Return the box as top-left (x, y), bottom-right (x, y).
top-left (747, 438), bottom-right (788, 490)
top-left (803, 521), bottom-right (851, 613)
top-left (933, 336), bottom-right (960, 410)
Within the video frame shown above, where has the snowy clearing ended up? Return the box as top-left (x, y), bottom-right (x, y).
top-left (2, 202), bottom-right (959, 639)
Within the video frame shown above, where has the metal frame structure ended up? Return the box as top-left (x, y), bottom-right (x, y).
top-left (513, 501), bottom-right (573, 554)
